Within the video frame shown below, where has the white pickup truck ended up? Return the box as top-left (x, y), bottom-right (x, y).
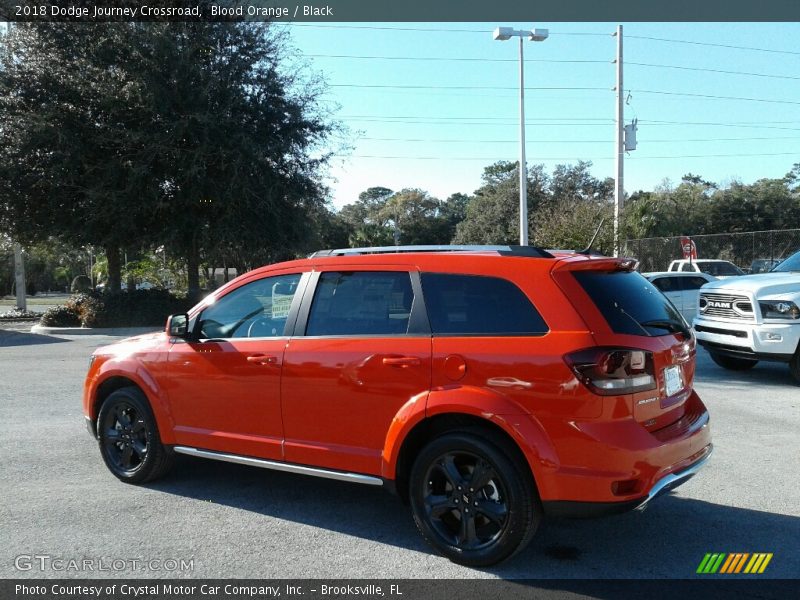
top-left (693, 250), bottom-right (800, 384)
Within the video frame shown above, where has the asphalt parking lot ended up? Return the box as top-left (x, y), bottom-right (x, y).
top-left (1, 328), bottom-right (798, 580)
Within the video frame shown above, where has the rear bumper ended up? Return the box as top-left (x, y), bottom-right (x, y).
top-left (534, 389), bottom-right (712, 506)
top-left (544, 444), bottom-right (712, 518)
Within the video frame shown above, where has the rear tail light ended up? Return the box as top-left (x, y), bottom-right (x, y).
top-left (564, 348), bottom-right (656, 396)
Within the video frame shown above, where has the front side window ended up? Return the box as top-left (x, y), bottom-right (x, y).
top-left (197, 273), bottom-right (302, 339)
top-left (651, 277), bottom-right (678, 292)
top-left (421, 273), bottom-right (548, 336)
top-left (680, 263), bottom-right (695, 272)
top-left (684, 276), bottom-right (710, 290)
top-left (306, 271), bottom-right (414, 336)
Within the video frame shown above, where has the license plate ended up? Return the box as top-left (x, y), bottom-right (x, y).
top-left (664, 365), bottom-right (683, 397)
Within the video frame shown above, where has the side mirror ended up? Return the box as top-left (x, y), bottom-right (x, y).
top-left (166, 313), bottom-right (190, 338)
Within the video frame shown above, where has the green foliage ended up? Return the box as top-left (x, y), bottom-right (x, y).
top-left (0, 22), bottom-right (335, 294)
top-left (70, 275), bottom-right (92, 294)
top-left (39, 305), bottom-right (81, 327)
top-left (39, 290), bottom-right (191, 328)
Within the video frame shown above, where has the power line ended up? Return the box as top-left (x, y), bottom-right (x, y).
top-left (305, 52), bottom-right (799, 81)
top-left (627, 34), bottom-right (800, 56)
top-left (339, 152), bottom-right (799, 161)
top-left (330, 83), bottom-right (800, 105)
top-left (283, 24), bottom-right (607, 36)
top-left (357, 136), bottom-right (800, 144)
top-left (330, 84), bottom-right (608, 91)
top-left (628, 61), bottom-right (800, 82)
top-left (633, 89), bottom-right (800, 106)
top-left (307, 53), bottom-right (606, 64)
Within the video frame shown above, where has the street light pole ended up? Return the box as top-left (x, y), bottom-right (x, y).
top-left (493, 26), bottom-right (549, 247)
top-left (613, 25), bottom-right (624, 257)
top-left (518, 36), bottom-right (528, 246)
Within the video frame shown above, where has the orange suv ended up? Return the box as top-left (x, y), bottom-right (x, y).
top-left (83, 246), bottom-right (712, 566)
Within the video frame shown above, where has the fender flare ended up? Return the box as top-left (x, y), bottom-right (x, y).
top-left (91, 362), bottom-right (176, 444)
top-left (381, 386), bottom-right (560, 491)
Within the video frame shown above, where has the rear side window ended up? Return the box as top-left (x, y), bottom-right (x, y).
top-left (684, 276), bottom-right (710, 290)
top-left (421, 273), bottom-right (548, 336)
top-left (700, 262), bottom-right (742, 276)
top-left (306, 271), bottom-right (414, 336)
top-left (651, 277), bottom-right (678, 292)
top-left (574, 271), bottom-right (688, 337)
top-left (680, 263), bottom-right (695, 272)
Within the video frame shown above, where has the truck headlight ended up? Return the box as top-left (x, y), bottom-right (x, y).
top-left (759, 300), bottom-right (800, 319)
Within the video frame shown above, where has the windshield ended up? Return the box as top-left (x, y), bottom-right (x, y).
top-left (573, 271), bottom-right (690, 337)
top-left (772, 251), bottom-right (800, 272)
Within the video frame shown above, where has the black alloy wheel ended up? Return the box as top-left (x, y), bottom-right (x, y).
top-left (97, 387), bottom-right (174, 484)
top-left (409, 432), bottom-right (540, 566)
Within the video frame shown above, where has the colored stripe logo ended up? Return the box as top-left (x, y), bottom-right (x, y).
top-left (697, 553), bottom-right (773, 574)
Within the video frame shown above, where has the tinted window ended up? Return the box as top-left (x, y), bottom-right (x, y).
top-left (651, 277), bottom-right (678, 292)
top-left (700, 262), bottom-right (742, 276)
top-left (421, 273), bottom-right (548, 335)
top-left (198, 273), bottom-right (301, 338)
top-left (574, 271), bottom-right (688, 337)
top-left (306, 271), bottom-right (413, 336)
top-left (680, 263), bottom-right (695, 272)
top-left (684, 276), bottom-right (710, 290)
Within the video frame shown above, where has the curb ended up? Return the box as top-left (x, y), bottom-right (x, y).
top-left (30, 325), bottom-right (158, 336)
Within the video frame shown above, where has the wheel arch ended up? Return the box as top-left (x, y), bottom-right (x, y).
top-left (91, 373), bottom-right (175, 444)
top-left (390, 412), bottom-right (550, 504)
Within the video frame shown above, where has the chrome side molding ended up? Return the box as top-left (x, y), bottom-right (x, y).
top-left (172, 446), bottom-right (384, 486)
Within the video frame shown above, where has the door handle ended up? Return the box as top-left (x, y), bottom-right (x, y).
top-left (382, 356), bottom-right (420, 367)
top-left (247, 354), bottom-right (278, 365)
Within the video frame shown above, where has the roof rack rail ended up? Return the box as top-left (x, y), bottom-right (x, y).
top-left (309, 245), bottom-right (554, 258)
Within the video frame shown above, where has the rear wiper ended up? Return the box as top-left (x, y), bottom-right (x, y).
top-left (640, 319), bottom-right (690, 339)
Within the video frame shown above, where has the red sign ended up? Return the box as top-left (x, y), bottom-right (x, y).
top-left (680, 236), bottom-right (698, 260)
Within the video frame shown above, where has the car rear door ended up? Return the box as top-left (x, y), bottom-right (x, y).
top-left (280, 267), bottom-right (431, 476)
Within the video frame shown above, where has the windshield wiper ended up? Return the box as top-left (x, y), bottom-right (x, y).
top-left (640, 319), bottom-right (690, 339)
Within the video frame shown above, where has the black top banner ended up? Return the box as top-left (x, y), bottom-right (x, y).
top-left (1, 0), bottom-right (799, 22)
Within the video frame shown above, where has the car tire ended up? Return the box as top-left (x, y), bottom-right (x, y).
top-left (708, 351), bottom-right (758, 371)
top-left (790, 350), bottom-right (800, 385)
top-left (97, 386), bottom-right (174, 484)
top-left (409, 432), bottom-right (541, 567)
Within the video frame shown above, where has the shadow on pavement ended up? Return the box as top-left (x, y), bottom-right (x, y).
top-left (0, 329), bottom-right (68, 347)
top-left (148, 455), bottom-right (800, 579)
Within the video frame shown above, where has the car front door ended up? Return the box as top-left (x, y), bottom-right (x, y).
top-left (167, 271), bottom-right (307, 460)
top-left (280, 268), bottom-right (431, 476)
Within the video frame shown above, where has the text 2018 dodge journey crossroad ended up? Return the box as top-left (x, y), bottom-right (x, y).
top-left (83, 245), bottom-right (712, 566)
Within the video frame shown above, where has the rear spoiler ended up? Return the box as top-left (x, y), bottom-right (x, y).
top-left (551, 255), bottom-right (640, 273)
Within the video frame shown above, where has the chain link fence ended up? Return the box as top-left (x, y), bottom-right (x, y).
top-left (623, 229), bottom-right (800, 273)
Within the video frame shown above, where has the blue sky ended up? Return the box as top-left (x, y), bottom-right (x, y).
top-left (280, 22), bottom-right (800, 209)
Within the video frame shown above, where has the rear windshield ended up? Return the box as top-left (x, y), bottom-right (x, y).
top-left (574, 271), bottom-right (689, 337)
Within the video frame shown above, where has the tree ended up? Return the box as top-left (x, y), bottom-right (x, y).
top-left (453, 161), bottom-right (548, 245)
top-left (0, 22), bottom-right (334, 297)
top-left (377, 189), bottom-right (451, 245)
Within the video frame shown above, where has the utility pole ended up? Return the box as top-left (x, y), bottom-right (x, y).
top-left (14, 243), bottom-right (26, 311)
top-left (613, 25), bottom-right (624, 257)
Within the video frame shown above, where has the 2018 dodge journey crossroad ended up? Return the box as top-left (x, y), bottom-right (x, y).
top-left (83, 245), bottom-right (712, 566)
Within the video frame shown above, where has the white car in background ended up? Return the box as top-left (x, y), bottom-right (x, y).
top-left (645, 271), bottom-right (717, 322)
top-left (667, 259), bottom-right (745, 279)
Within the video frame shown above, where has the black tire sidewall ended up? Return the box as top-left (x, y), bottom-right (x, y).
top-left (409, 432), bottom-right (537, 567)
top-left (97, 387), bottom-right (163, 484)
